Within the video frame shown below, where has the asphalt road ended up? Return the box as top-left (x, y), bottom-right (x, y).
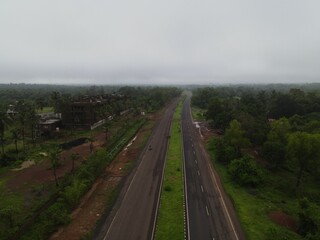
top-left (182, 96), bottom-right (245, 240)
top-left (95, 100), bottom-right (178, 240)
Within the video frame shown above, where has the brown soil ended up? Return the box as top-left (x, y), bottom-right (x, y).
top-left (268, 211), bottom-right (298, 232)
top-left (6, 132), bottom-right (106, 191)
top-left (49, 117), bottom-right (157, 240)
top-left (196, 121), bottom-right (217, 143)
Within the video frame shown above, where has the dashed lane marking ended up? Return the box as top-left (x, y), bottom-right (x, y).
top-left (206, 206), bottom-right (210, 216)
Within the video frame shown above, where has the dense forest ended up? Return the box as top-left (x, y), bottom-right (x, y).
top-left (192, 85), bottom-right (320, 239)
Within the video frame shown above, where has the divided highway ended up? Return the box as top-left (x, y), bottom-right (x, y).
top-left (182, 95), bottom-right (244, 240)
top-left (95, 100), bottom-right (178, 240)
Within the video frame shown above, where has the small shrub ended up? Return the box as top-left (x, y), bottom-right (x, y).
top-left (227, 155), bottom-right (264, 187)
top-left (164, 185), bottom-right (172, 192)
top-left (64, 179), bottom-right (87, 207)
top-left (266, 226), bottom-right (300, 240)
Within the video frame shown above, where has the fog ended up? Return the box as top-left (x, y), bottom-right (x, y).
top-left (0, 0), bottom-right (320, 84)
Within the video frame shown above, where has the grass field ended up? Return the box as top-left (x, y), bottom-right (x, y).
top-left (155, 100), bottom-right (184, 240)
top-left (36, 107), bottom-right (54, 113)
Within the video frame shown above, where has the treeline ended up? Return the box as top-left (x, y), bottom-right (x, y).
top-left (0, 85), bottom-right (181, 166)
top-left (118, 86), bottom-right (181, 112)
top-left (192, 86), bottom-right (320, 239)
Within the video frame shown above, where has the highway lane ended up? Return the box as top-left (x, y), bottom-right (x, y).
top-left (182, 96), bottom-right (244, 240)
top-left (95, 99), bottom-right (178, 240)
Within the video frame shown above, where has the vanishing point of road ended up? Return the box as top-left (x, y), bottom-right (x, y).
top-left (96, 96), bottom-right (244, 240)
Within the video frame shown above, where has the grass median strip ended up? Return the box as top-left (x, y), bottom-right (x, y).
top-left (155, 100), bottom-right (184, 240)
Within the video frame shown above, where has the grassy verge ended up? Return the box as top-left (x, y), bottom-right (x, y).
top-left (155, 100), bottom-right (184, 240)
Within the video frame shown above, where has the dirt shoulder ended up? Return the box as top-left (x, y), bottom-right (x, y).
top-left (49, 118), bottom-right (158, 240)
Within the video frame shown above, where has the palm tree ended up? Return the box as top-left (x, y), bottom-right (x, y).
top-left (10, 128), bottom-right (20, 153)
top-left (0, 110), bottom-right (11, 155)
top-left (70, 153), bottom-right (79, 173)
top-left (49, 147), bottom-right (61, 187)
top-left (16, 101), bottom-right (28, 151)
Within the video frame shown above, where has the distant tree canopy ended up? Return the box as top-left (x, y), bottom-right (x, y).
top-left (193, 85), bottom-right (320, 188)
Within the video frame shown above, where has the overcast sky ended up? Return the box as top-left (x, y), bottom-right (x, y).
top-left (0, 0), bottom-right (320, 85)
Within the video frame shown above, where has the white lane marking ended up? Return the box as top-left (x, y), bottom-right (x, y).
top-left (195, 159), bottom-right (197, 164)
top-left (193, 151), bottom-right (195, 155)
top-left (201, 185), bottom-right (204, 193)
top-left (206, 206), bottom-right (210, 216)
top-left (197, 170), bottom-right (200, 176)
top-left (104, 154), bottom-right (147, 239)
top-left (192, 144), bottom-right (194, 148)
top-left (208, 158), bottom-right (240, 240)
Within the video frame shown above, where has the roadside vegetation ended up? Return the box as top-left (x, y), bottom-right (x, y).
top-left (192, 85), bottom-right (320, 240)
top-left (155, 99), bottom-right (184, 240)
top-left (0, 84), bottom-right (181, 240)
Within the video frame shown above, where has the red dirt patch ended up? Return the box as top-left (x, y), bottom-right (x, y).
top-left (268, 211), bottom-right (298, 232)
top-left (6, 133), bottom-right (105, 191)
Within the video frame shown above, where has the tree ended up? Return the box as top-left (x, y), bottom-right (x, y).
top-left (49, 147), bottom-right (61, 186)
top-left (224, 120), bottom-right (250, 154)
top-left (262, 141), bottom-right (286, 168)
top-left (10, 128), bottom-right (20, 153)
top-left (26, 104), bottom-right (39, 145)
top-left (50, 91), bottom-right (61, 113)
top-left (236, 111), bottom-right (269, 146)
top-left (35, 97), bottom-right (45, 111)
top-left (0, 110), bottom-right (11, 155)
top-left (227, 155), bottom-right (264, 187)
top-left (15, 101), bottom-right (38, 149)
top-left (206, 97), bottom-right (235, 129)
top-left (0, 182), bottom-right (22, 233)
top-left (287, 132), bottom-right (320, 188)
top-left (298, 198), bottom-right (318, 237)
top-left (70, 153), bottom-right (79, 173)
top-left (268, 117), bottom-right (291, 145)
top-left (15, 101), bottom-right (28, 151)
top-left (213, 138), bottom-right (239, 164)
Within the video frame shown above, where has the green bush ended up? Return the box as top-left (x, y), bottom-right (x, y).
top-left (262, 141), bottom-right (286, 168)
top-left (64, 179), bottom-right (87, 207)
top-left (213, 138), bottom-right (239, 164)
top-left (266, 226), bottom-right (300, 240)
top-left (227, 155), bottom-right (264, 187)
top-left (298, 198), bottom-right (319, 237)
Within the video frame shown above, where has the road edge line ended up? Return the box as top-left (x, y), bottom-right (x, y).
top-left (150, 105), bottom-right (175, 240)
top-left (181, 100), bottom-right (191, 240)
